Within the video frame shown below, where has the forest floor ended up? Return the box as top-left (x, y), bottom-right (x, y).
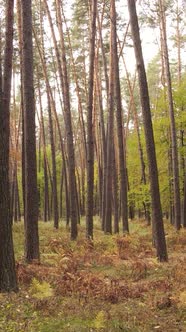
top-left (0, 219), bottom-right (186, 332)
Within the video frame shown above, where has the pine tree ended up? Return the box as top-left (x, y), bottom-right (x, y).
top-left (0, 0), bottom-right (18, 292)
top-left (127, 0), bottom-right (168, 261)
top-left (21, 0), bottom-right (40, 262)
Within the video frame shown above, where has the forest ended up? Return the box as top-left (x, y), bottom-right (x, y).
top-left (0, 0), bottom-right (186, 331)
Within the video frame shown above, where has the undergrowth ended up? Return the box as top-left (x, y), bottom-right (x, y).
top-left (0, 219), bottom-right (185, 331)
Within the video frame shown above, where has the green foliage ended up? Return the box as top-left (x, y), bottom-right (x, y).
top-left (30, 278), bottom-right (53, 299)
top-left (94, 310), bottom-right (107, 329)
top-left (37, 145), bottom-right (64, 218)
top-left (173, 76), bottom-right (186, 117)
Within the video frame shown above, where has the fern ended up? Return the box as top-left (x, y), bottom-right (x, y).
top-left (94, 310), bottom-right (106, 329)
top-left (30, 278), bottom-right (53, 299)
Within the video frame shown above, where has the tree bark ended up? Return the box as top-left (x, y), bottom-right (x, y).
top-left (86, 0), bottom-right (97, 239)
top-left (21, 0), bottom-right (39, 262)
top-left (46, 90), bottom-right (59, 229)
top-left (111, 0), bottom-right (129, 233)
top-left (159, 0), bottom-right (181, 230)
top-left (183, 173), bottom-right (186, 227)
top-left (127, 0), bottom-right (167, 261)
top-left (104, 1), bottom-right (116, 234)
top-left (0, 0), bottom-right (18, 292)
top-left (46, 0), bottom-right (78, 239)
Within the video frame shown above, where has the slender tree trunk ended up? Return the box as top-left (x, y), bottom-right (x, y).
top-left (112, 144), bottom-right (119, 233)
top-left (175, 1), bottom-right (184, 224)
top-left (79, 149), bottom-right (86, 216)
top-left (127, 0), bottom-right (167, 262)
top-left (183, 173), bottom-right (186, 227)
top-left (17, 0), bottom-right (25, 222)
top-left (46, 90), bottom-right (59, 229)
top-left (16, 172), bottom-right (21, 221)
top-left (95, 47), bottom-right (107, 225)
top-left (44, 157), bottom-right (50, 221)
top-left (62, 9), bottom-right (87, 159)
top-left (46, 0), bottom-right (78, 238)
top-left (0, 0), bottom-right (18, 292)
top-left (111, 0), bottom-right (129, 233)
top-left (37, 75), bottom-right (50, 222)
top-left (14, 167), bottom-right (18, 222)
top-left (180, 128), bottom-right (185, 223)
top-left (59, 166), bottom-right (64, 219)
top-left (86, 0), bottom-right (97, 239)
top-left (21, 0), bottom-right (39, 262)
top-left (97, 19), bottom-right (109, 101)
top-left (159, 0), bottom-right (181, 231)
top-left (168, 147), bottom-right (174, 225)
top-left (176, 0), bottom-right (181, 84)
top-left (97, 10), bottom-right (109, 229)
top-left (104, 1), bottom-right (116, 234)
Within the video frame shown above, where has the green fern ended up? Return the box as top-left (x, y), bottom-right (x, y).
top-left (94, 310), bottom-right (106, 329)
top-left (30, 278), bottom-right (53, 299)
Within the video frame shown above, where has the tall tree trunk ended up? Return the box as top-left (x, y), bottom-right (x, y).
top-left (183, 173), bottom-right (186, 227)
top-left (159, 0), bottom-right (181, 231)
top-left (21, 0), bottom-right (39, 262)
top-left (168, 147), bottom-right (174, 225)
top-left (17, 0), bottom-right (25, 222)
top-left (44, 157), bottom-right (50, 221)
top-left (95, 44), bottom-right (107, 226)
top-left (60, 166), bottom-right (66, 221)
top-left (175, 0), bottom-right (181, 84)
top-left (15, 172), bottom-right (21, 221)
top-left (62, 9), bottom-right (87, 160)
top-left (111, 0), bottom-right (129, 233)
top-left (175, 1), bottom-right (184, 224)
top-left (127, 0), bottom-right (167, 262)
top-left (97, 10), bottom-right (109, 229)
top-left (0, 0), bottom-right (18, 292)
top-left (46, 90), bottom-right (59, 229)
top-left (86, 0), bottom-right (97, 239)
top-left (37, 75), bottom-right (50, 222)
top-left (104, 1), bottom-right (115, 234)
top-left (46, 0), bottom-right (78, 239)
top-left (112, 144), bottom-right (119, 233)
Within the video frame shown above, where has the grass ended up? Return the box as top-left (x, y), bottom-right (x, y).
top-left (0, 219), bottom-right (186, 331)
